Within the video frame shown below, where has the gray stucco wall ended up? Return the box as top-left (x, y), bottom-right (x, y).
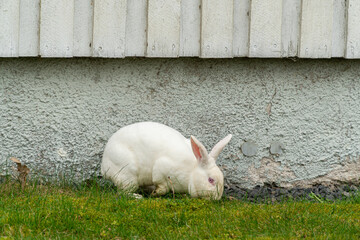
top-left (1, 58), bottom-right (359, 188)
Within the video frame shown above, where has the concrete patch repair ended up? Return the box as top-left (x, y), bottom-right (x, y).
top-left (1, 58), bottom-right (359, 198)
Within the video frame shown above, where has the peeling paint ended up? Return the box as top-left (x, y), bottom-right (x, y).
top-left (246, 157), bottom-right (360, 188)
top-left (293, 157), bottom-right (360, 187)
top-left (246, 157), bottom-right (296, 188)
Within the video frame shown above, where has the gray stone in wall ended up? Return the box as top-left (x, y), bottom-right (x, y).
top-left (241, 141), bottom-right (257, 157)
top-left (1, 58), bottom-right (360, 188)
top-left (270, 142), bottom-right (284, 155)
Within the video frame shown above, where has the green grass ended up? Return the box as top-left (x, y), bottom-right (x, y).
top-left (0, 179), bottom-right (360, 239)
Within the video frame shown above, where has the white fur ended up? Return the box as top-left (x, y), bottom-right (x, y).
top-left (101, 122), bottom-right (232, 200)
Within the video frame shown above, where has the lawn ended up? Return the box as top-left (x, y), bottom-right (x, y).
top-left (0, 179), bottom-right (359, 239)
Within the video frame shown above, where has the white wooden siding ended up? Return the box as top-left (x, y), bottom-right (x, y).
top-left (19, 0), bottom-right (40, 57)
top-left (299, 0), bottom-right (333, 58)
top-left (281, 0), bottom-right (301, 57)
top-left (346, 0), bottom-right (360, 58)
top-left (1, 0), bottom-right (360, 58)
top-left (74, 0), bottom-right (93, 57)
top-left (233, 0), bottom-right (250, 57)
top-left (147, 0), bottom-right (181, 58)
top-left (0, 0), bottom-right (20, 57)
top-left (332, 0), bottom-right (346, 58)
top-left (200, 0), bottom-right (233, 58)
top-left (93, 0), bottom-right (127, 58)
top-left (125, 0), bottom-right (147, 57)
top-left (180, 0), bottom-right (201, 57)
top-left (40, 0), bottom-right (74, 57)
top-left (249, 0), bottom-right (282, 58)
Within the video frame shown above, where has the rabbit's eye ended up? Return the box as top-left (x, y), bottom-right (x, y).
top-left (208, 177), bottom-right (215, 185)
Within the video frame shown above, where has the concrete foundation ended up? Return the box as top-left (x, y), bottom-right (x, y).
top-left (1, 58), bottom-right (359, 188)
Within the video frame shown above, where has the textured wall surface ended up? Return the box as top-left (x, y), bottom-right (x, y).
top-left (1, 58), bottom-right (359, 188)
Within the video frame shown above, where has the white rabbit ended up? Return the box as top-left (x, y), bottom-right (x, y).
top-left (101, 122), bottom-right (232, 200)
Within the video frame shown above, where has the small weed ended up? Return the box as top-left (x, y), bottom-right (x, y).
top-left (309, 191), bottom-right (324, 203)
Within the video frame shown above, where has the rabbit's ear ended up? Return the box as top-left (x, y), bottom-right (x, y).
top-left (190, 136), bottom-right (209, 166)
top-left (209, 134), bottom-right (232, 160)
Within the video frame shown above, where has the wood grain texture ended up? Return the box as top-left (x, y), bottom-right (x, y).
top-left (5, 0), bottom-right (360, 59)
top-left (147, 0), bottom-right (181, 57)
top-left (74, 0), bottom-right (94, 57)
top-left (125, 0), bottom-right (147, 57)
top-left (93, 0), bottom-right (127, 58)
top-left (233, 0), bottom-right (250, 57)
top-left (0, 0), bottom-right (20, 57)
top-left (299, 0), bottom-right (333, 58)
top-left (345, 0), bottom-right (360, 58)
top-left (249, 0), bottom-right (282, 58)
top-left (40, 0), bottom-right (74, 57)
top-left (332, 0), bottom-right (346, 57)
top-left (201, 0), bottom-right (233, 58)
top-left (19, 0), bottom-right (40, 56)
top-left (180, 0), bottom-right (201, 56)
top-left (281, 0), bottom-right (301, 57)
